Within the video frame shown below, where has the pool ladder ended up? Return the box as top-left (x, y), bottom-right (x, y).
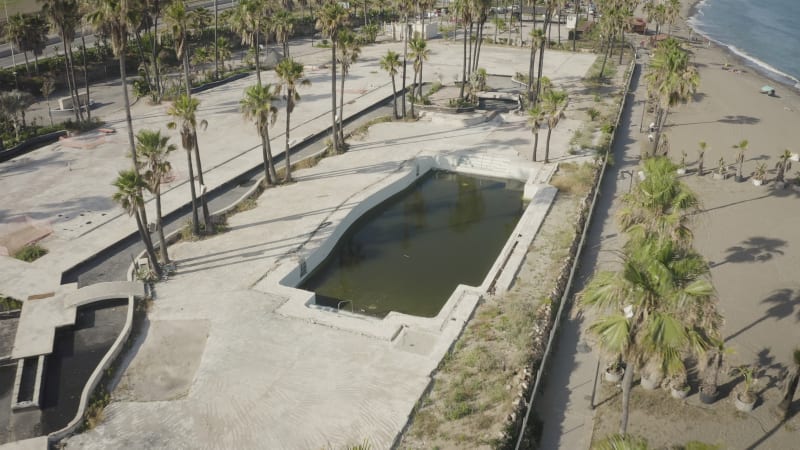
top-left (337, 300), bottom-right (354, 313)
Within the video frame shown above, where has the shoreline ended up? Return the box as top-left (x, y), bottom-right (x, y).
top-left (681, 0), bottom-right (800, 93)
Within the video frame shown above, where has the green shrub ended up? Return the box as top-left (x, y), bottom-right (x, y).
top-left (14, 243), bottom-right (48, 262)
top-left (0, 295), bottom-right (23, 311)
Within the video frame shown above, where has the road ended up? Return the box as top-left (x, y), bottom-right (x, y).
top-left (0, 0), bottom-right (239, 69)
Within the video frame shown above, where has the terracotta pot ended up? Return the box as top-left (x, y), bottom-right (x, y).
top-left (752, 178), bottom-right (763, 186)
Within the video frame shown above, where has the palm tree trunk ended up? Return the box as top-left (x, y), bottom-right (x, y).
top-left (134, 31), bottom-right (153, 91)
top-left (135, 205), bottom-right (162, 278)
top-left (120, 51), bottom-right (137, 165)
top-left (410, 68), bottom-right (416, 118)
top-left (460, 20), bottom-right (468, 99)
top-left (401, 17), bottom-right (409, 117)
top-left (81, 35), bottom-right (91, 122)
top-left (284, 103), bottom-right (292, 182)
top-left (339, 67), bottom-right (346, 145)
top-left (474, 22), bottom-right (483, 72)
top-left (255, 28), bottom-right (262, 86)
top-left (34, 53), bottom-right (40, 74)
top-left (467, 23), bottom-right (473, 78)
top-left (214, 0), bottom-right (219, 80)
top-left (153, 2), bottom-right (162, 99)
top-left (573, 0), bottom-right (579, 52)
top-left (528, 34), bottom-right (537, 101)
top-left (391, 75), bottom-right (398, 118)
top-left (155, 187), bottom-right (169, 263)
top-left (619, 30), bottom-right (624, 64)
top-left (185, 148), bottom-right (200, 235)
top-left (192, 132), bottom-right (212, 229)
top-left (330, 41), bottom-right (340, 151)
top-left (778, 366), bottom-right (799, 417)
top-left (62, 39), bottom-right (80, 123)
top-left (417, 58), bottom-right (424, 97)
top-left (260, 133), bottom-right (273, 184)
top-left (533, 132), bottom-right (539, 161)
top-left (67, 46), bottom-right (84, 122)
top-left (264, 127), bottom-right (278, 181)
top-left (22, 50), bottom-right (30, 73)
top-left (599, 34), bottom-right (611, 79)
top-left (183, 48), bottom-right (192, 97)
top-left (545, 127), bottom-right (553, 163)
top-left (619, 362), bottom-right (634, 434)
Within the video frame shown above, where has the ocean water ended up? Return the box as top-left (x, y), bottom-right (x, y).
top-left (688, 0), bottom-right (800, 89)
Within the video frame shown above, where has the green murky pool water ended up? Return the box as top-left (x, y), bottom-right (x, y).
top-left (300, 171), bottom-right (525, 318)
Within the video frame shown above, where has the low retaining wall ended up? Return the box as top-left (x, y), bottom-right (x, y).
top-left (0, 131), bottom-right (68, 163)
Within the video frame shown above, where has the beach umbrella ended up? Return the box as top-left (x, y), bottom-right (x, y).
top-left (761, 85), bottom-right (776, 95)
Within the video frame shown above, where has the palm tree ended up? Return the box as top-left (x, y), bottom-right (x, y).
top-left (0, 90), bottom-right (35, 141)
top-left (616, 156), bottom-right (699, 245)
top-left (164, 1), bottom-right (194, 96)
top-left (581, 235), bottom-right (719, 434)
top-left (240, 83), bottom-right (280, 185)
top-left (535, 1), bottom-right (555, 101)
top-left (41, 0), bottom-right (83, 123)
top-left (594, 433), bottom-right (649, 450)
top-left (540, 89), bottom-right (568, 163)
top-left (336, 28), bottom-right (361, 145)
top-left (167, 94), bottom-right (211, 236)
top-left (112, 170), bottom-right (162, 279)
top-left (645, 38), bottom-right (700, 145)
top-left (26, 14), bottom-right (49, 74)
top-left (412, 32), bottom-right (430, 98)
top-left (732, 139), bottom-right (748, 180)
top-left (775, 149), bottom-right (793, 183)
top-left (272, 9), bottom-right (295, 58)
top-left (230, 0), bottom-right (267, 86)
top-left (380, 50), bottom-right (401, 119)
top-left (527, 105), bottom-right (542, 162)
top-left (527, 28), bottom-right (545, 101)
top-left (86, 0), bottom-right (137, 161)
top-left (135, 129), bottom-right (176, 263)
top-left (316, 1), bottom-right (349, 153)
top-left (41, 76), bottom-right (56, 126)
top-left (778, 347), bottom-right (800, 418)
top-left (664, 0), bottom-right (681, 36)
top-left (275, 58), bottom-right (310, 183)
top-left (408, 34), bottom-right (429, 119)
top-left (6, 13), bottom-right (31, 73)
top-left (697, 140), bottom-right (707, 176)
top-left (452, 0), bottom-right (472, 100)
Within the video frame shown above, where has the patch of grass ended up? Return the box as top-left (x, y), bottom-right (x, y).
top-left (550, 162), bottom-right (597, 195)
top-left (587, 107), bottom-right (601, 121)
top-left (349, 115), bottom-right (393, 140)
top-left (234, 197), bottom-right (258, 213)
top-left (83, 388), bottom-right (110, 430)
top-left (13, 243), bottom-right (48, 262)
top-left (0, 295), bottom-right (23, 311)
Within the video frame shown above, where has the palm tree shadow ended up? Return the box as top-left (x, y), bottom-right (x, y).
top-left (725, 288), bottom-right (800, 342)
top-left (710, 236), bottom-right (786, 267)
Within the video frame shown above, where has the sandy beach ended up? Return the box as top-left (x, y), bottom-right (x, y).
top-left (591, 1), bottom-right (800, 448)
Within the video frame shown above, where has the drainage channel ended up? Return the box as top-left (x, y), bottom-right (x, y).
top-left (63, 99), bottom-right (396, 287)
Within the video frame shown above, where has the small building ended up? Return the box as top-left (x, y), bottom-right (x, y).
top-left (630, 17), bottom-right (647, 34)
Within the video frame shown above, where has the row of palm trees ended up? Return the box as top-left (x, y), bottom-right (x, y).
top-left (580, 156), bottom-right (723, 435)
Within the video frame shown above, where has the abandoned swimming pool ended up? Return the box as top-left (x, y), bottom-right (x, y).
top-left (299, 171), bottom-right (526, 318)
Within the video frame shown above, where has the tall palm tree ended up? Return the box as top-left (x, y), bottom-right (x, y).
top-left (535, 0), bottom-right (555, 101)
top-left (26, 14), bottom-right (50, 74)
top-left (408, 34), bottom-right (429, 118)
top-left (6, 13), bottom-right (31, 73)
top-left (471, 0), bottom-right (491, 73)
top-left (316, 1), bottom-right (349, 153)
top-left (540, 89), bottom-right (568, 163)
top-left (41, 0), bottom-right (83, 122)
top-left (581, 235), bottom-right (719, 434)
top-left (135, 129), bottom-right (176, 263)
top-left (527, 105), bottom-right (542, 162)
top-left (0, 90), bottom-right (35, 141)
top-left (112, 170), bottom-right (162, 278)
top-left (527, 28), bottom-right (544, 101)
top-left (380, 50), bottom-right (401, 119)
top-left (164, 1), bottom-right (193, 96)
top-left (336, 28), bottom-right (361, 145)
top-left (452, 0), bottom-right (472, 100)
top-left (272, 9), bottom-right (295, 58)
top-left (275, 58), bottom-right (310, 183)
top-left (664, 0), bottom-right (681, 36)
top-left (240, 83), bottom-right (279, 185)
top-left (86, 0), bottom-right (136, 161)
top-left (616, 156), bottom-right (699, 245)
top-left (647, 40), bottom-right (700, 146)
top-left (230, 0), bottom-right (267, 86)
top-left (167, 94), bottom-right (211, 235)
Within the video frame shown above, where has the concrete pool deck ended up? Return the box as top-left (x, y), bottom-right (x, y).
top-left (0, 38), bottom-right (597, 448)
